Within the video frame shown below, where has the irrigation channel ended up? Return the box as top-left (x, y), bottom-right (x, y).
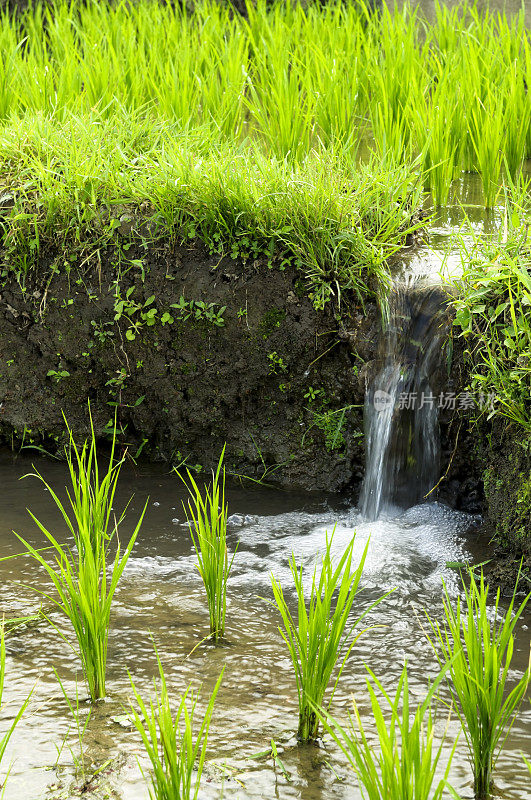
top-left (0, 194), bottom-right (530, 799)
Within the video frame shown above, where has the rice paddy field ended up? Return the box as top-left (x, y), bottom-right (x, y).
top-left (0, 0), bottom-right (530, 216)
top-left (0, 1), bottom-right (531, 800)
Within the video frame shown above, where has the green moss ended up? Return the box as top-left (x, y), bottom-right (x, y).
top-left (259, 308), bottom-right (286, 340)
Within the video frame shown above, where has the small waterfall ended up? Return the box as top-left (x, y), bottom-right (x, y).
top-left (359, 282), bottom-right (451, 521)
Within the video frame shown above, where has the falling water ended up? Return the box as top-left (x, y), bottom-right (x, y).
top-left (359, 281), bottom-right (451, 521)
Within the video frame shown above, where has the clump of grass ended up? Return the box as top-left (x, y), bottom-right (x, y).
top-left (0, 110), bottom-right (422, 308)
top-left (452, 221), bottom-right (531, 431)
top-left (180, 448), bottom-right (236, 643)
top-left (270, 531), bottom-right (388, 742)
top-left (0, 622), bottom-right (32, 792)
top-left (317, 663), bottom-right (458, 800)
top-left (129, 649), bottom-right (223, 800)
top-left (425, 570), bottom-right (531, 799)
top-left (16, 416), bottom-right (147, 702)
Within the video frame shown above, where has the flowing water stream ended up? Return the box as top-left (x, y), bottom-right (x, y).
top-left (0, 192), bottom-right (530, 799)
top-left (359, 283), bottom-right (450, 520)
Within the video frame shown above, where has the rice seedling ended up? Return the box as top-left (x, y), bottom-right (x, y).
top-left (53, 671), bottom-right (93, 784)
top-left (129, 648), bottom-right (224, 800)
top-left (503, 67), bottom-right (530, 182)
top-left (0, 621), bottom-right (32, 796)
top-left (247, 738), bottom-right (292, 782)
top-left (317, 663), bottom-right (459, 800)
top-left (180, 448), bottom-right (235, 642)
top-left (503, 169), bottom-right (531, 218)
top-left (269, 531), bottom-right (388, 742)
top-left (469, 96), bottom-right (504, 209)
top-left (15, 416), bottom-right (147, 702)
top-left (425, 570), bottom-right (531, 799)
top-left (414, 64), bottom-right (464, 207)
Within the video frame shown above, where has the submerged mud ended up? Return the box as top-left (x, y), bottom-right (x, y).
top-left (0, 237), bottom-right (376, 492)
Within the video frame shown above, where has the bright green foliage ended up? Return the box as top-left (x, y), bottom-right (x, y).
top-left (0, 623), bottom-right (32, 794)
top-left (452, 218), bottom-right (531, 430)
top-left (0, 111), bottom-right (422, 309)
top-left (270, 532), bottom-right (387, 742)
top-left (16, 417), bottom-right (147, 701)
top-left (469, 95), bottom-right (504, 209)
top-left (317, 663), bottom-right (458, 800)
top-left (129, 650), bottom-right (223, 800)
top-left (0, 0), bottom-right (528, 206)
top-left (180, 448), bottom-right (236, 642)
top-left (425, 570), bottom-right (531, 800)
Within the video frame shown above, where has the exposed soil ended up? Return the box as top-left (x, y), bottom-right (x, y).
top-left (0, 236), bottom-right (377, 492)
top-left (436, 330), bottom-right (486, 516)
top-left (481, 420), bottom-right (531, 589)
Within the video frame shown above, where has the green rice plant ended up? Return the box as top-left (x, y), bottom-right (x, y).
top-left (129, 649), bottom-right (224, 800)
top-left (469, 95), bottom-right (504, 208)
top-left (243, 22), bottom-right (316, 159)
top-left (269, 531), bottom-right (388, 742)
top-left (0, 622), bottom-right (32, 796)
top-left (502, 66), bottom-right (530, 182)
top-left (415, 66), bottom-right (463, 206)
top-left (503, 170), bottom-right (531, 218)
top-left (425, 570), bottom-right (531, 799)
top-left (53, 671), bottom-right (93, 784)
top-left (180, 448), bottom-right (235, 642)
top-left (299, 3), bottom-right (366, 150)
top-left (317, 663), bottom-right (458, 800)
top-left (246, 737), bottom-right (292, 781)
top-left (16, 416), bottom-right (147, 701)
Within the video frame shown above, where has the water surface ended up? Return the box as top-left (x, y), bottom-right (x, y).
top-left (0, 452), bottom-right (529, 800)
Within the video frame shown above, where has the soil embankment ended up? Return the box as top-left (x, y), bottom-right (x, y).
top-left (0, 237), bottom-right (378, 492)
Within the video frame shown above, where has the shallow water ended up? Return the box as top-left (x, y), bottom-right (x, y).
top-left (390, 0), bottom-right (531, 29)
top-left (0, 452), bottom-right (530, 800)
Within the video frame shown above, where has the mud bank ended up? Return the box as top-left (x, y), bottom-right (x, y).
top-left (482, 422), bottom-right (531, 587)
top-left (1, 227), bottom-right (525, 562)
top-left (0, 237), bottom-right (380, 492)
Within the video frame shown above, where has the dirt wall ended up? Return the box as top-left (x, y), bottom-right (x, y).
top-left (0, 237), bottom-right (377, 492)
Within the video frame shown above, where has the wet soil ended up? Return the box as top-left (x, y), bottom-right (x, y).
top-left (0, 238), bottom-right (375, 493)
